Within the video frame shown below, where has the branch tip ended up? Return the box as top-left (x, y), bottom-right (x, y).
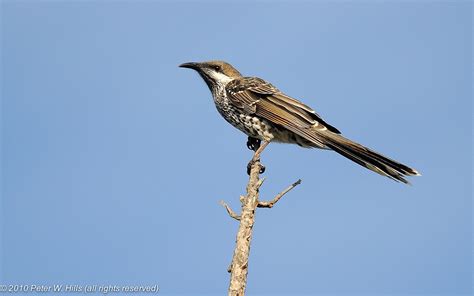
top-left (257, 178), bottom-right (302, 208)
top-left (256, 177), bottom-right (267, 189)
top-left (220, 200), bottom-right (241, 221)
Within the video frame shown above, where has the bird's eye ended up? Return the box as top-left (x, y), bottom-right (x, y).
top-left (213, 65), bottom-right (221, 71)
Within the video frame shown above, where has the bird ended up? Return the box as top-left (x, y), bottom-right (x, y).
top-left (179, 60), bottom-right (420, 184)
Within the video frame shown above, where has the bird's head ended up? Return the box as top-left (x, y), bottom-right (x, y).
top-left (179, 60), bottom-right (242, 90)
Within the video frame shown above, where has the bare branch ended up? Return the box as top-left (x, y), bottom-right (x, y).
top-left (252, 141), bottom-right (270, 162)
top-left (220, 200), bottom-right (241, 221)
top-left (258, 179), bottom-right (302, 208)
top-left (226, 142), bottom-right (303, 295)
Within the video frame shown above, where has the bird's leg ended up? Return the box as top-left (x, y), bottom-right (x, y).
top-left (246, 136), bottom-right (261, 151)
top-left (246, 139), bottom-right (268, 175)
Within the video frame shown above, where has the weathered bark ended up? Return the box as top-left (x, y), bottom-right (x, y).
top-left (221, 142), bottom-right (301, 296)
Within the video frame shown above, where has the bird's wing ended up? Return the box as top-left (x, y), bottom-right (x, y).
top-left (225, 77), bottom-right (419, 183)
top-left (225, 76), bottom-right (341, 134)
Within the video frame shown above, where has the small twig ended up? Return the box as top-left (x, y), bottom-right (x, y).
top-left (256, 177), bottom-right (266, 189)
top-left (258, 179), bottom-right (302, 208)
top-left (220, 200), bottom-right (241, 221)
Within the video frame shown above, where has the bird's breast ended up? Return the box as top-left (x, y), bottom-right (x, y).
top-left (212, 91), bottom-right (274, 141)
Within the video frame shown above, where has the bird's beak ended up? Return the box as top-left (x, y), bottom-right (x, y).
top-left (179, 62), bottom-right (200, 70)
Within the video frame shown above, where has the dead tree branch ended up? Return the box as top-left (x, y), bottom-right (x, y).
top-left (225, 142), bottom-right (301, 296)
top-left (258, 179), bottom-right (302, 208)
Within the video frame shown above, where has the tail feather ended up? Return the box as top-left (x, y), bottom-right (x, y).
top-left (319, 133), bottom-right (420, 184)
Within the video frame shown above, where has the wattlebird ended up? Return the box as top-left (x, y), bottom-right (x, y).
top-left (180, 60), bottom-right (420, 183)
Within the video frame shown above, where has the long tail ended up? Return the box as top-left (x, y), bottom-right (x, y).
top-left (319, 132), bottom-right (421, 184)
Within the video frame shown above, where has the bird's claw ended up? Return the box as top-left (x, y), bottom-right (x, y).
top-left (246, 137), bottom-right (261, 151)
top-left (246, 137), bottom-right (265, 175)
top-left (247, 160), bottom-right (265, 175)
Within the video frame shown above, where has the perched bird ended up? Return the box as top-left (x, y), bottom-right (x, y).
top-left (180, 61), bottom-right (420, 183)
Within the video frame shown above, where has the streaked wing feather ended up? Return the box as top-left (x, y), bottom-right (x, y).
top-left (248, 81), bottom-right (318, 114)
top-left (255, 100), bottom-right (328, 147)
top-left (255, 100), bottom-right (312, 128)
top-left (236, 77), bottom-right (341, 134)
top-left (226, 77), bottom-right (339, 134)
top-left (265, 96), bottom-right (318, 125)
top-left (228, 83), bottom-right (326, 146)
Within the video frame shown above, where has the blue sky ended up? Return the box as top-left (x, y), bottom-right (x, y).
top-left (1, 1), bottom-right (472, 295)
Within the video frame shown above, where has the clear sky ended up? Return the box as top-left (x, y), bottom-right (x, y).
top-left (1, 1), bottom-right (472, 295)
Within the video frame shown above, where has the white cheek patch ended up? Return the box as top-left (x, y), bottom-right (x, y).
top-left (209, 70), bottom-right (233, 84)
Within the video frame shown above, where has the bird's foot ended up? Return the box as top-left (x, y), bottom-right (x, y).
top-left (247, 160), bottom-right (265, 175)
top-left (246, 137), bottom-right (261, 152)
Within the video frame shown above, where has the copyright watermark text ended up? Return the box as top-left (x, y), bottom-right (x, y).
top-left (0, 284), bottom-right (159, 294)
